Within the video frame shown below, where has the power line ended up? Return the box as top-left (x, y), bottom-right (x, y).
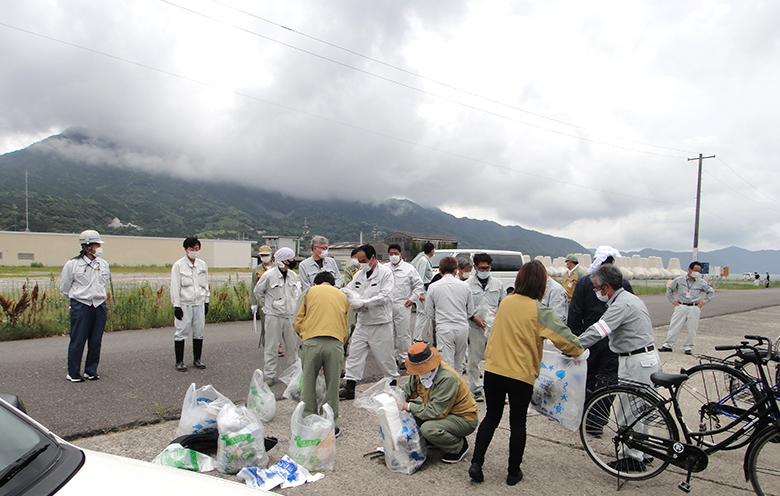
top-left (203, 0), bottom-right (697, 156)
top-left (158, 0), bottom-right (689, 159)
top-left (715, 156), bottom-right (780, 205)
top-left (702, 169), bottom-right (780, 214)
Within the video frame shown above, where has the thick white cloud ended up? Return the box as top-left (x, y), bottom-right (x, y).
top-left (1, 0), bottom-right (779, 251)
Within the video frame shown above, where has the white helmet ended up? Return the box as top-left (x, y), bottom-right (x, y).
top-left (79, 230), bottom-right (104, 245)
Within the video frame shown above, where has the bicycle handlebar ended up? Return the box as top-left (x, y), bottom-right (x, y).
top-left (744, 335), bottom-right (771, 346)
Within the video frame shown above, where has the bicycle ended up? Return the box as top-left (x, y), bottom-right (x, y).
top-left (580, 339), bottom-right (780, 495)
top-left (674, 335), bottom-right (779, 449)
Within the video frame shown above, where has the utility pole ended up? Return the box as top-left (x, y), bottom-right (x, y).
top-left (688, 153), bottom-right (715, 262)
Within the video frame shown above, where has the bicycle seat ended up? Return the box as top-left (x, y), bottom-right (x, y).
top-left (651, 372), bottom-right (688, 388)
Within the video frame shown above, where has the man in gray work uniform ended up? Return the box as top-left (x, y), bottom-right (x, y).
top-left (659, 261), bottom-right (714, 355)
top-left (299, 235), bottom-right (343, 292)
top-left (578, 264), bottom-right (660, 474)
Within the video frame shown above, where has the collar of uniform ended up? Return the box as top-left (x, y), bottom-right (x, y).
top-left (607, 287), bottom-right (625, 306)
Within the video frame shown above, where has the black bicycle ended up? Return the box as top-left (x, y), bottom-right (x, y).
top-left (674, 335), bottom-right (779, 449)
top-left (580, 340), bottom-right (780, 495)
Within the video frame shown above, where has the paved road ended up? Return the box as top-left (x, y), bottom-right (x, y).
top-left (71, 303), bottom-right (780, 496)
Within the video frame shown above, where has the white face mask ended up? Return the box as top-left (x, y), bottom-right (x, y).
top-left (260, 255), bottom-right (272, 263)
top-left (316, 248), bottom-right (329, 258)
top-left (594, 289), bottom-right (609, 303)
top-left (360, 262), bottom-right (371, 272)
top-left (351, 258), bottom-right (360, 267)
top-left (389, 254), bottom-right (401, 264)
top-left (691, 271), bottom-right (701, 280)
top-left (93, 246), bottom-right (103, 257)
top-left (419, 367), bottom-right (439, 388)
top-left (187, 250), bottom-right (199, 260)
top-left (460, 270), bottom-right (472, 281)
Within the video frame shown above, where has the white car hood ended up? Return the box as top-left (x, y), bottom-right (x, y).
top-left (57, 449), bottom-right (269, 495)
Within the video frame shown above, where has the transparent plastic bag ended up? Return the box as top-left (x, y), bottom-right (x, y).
top-left (176, 383), bottom-right (235, 436)
top-left (280, 358), bottom-right (327, 409)
top-left (530, 344), bottom-right (587, 431)
top-left (247, 369), bottom-right (276, 423)
top-left (356, 378), bottom-right (427, 474)
top-left (287, 401), bottom-right (336, 472)
top-left (216, 404), bottom-right (269, 474)
top-left (151, 443), bottom-right (215, 472)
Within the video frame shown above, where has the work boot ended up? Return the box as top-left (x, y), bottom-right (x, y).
top-left (174, 340), bottom-right (187, 372)
top-left (192, 339), bottom-right (206, 369)
top-left (339, 380), bottom-right (356, 400)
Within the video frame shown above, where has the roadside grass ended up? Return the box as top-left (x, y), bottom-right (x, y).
top-left (0, 276), bottom-right (253, 341)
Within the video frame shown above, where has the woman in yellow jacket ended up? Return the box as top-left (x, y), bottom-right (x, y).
top-left (468, 260), bottom-right (585, 485)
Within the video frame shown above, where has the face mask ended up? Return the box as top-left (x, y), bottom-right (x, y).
top-left (287, 260), bottom-right (297, 270)
top-left (389, 255), bottom-right (401, 264)
top-left (351, 258), bottom-right (360, 267)
top-left (691, 271), bottom-right (701, 280)
top-left (594, 289), bottom-right (609, 303)
top-left (460, 271), bottom-right (471, 281)
top-left (419, 367), bottom-right (439, 388)
top-left (318, 249), bottom-right (329, 258)
top-left (93, 247), bottom-right (103, 257)
top-left (260, 255), bottom-right (271, 263)
top-left (477, 271), bottom-right (490, 280)
top-left (360, 262), bottom-right (371, 272)
top-left (187, 250), bottom-right (199, 260)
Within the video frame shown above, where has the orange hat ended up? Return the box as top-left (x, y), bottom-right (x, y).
top-left (405, 342), bottom-right (442, 375)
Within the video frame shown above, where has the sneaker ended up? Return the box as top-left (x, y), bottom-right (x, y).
top-left (442, 439), bottom-right (469, 464)
top-left (684, 349), bottom-right (693, 355)
top-left (66, 374), bottom-right (84, 383)
top-left (658, 346), bottom-right (673, 352)
top-left (398, 361), bottom-right (407, 372)
top-left (468, 462), bottom-right (484, 483)
top-left (506, 470), bottom-right (523, 486)
top-left (389, 379), bottom-right (397, 386)
top-left (278, 349), bottom-right (285, 357)
top-left (334, 427), bottom-right (341, 438)
top-left (83, 372), bottom-right (100, 381)
top-left (473, 391), bottom-right (485, 403)
top-left (608, 457), bottom-right (646, 473)
top-left (265, 378), bottom-right (276, 387)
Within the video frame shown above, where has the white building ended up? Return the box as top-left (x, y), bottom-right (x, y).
top-left (0, 231), bottom-right (253, 268)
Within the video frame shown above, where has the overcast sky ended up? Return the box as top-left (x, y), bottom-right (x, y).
top-left (2, 0), bottom-right (779, 252)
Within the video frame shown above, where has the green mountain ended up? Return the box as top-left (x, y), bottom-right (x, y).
top-left (0, 129), bottom-right (586, 257)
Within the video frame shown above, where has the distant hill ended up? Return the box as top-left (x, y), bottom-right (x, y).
top-left (0, 129), bottom-right (585, 257)
top-left (623, 247), bottom-right (780, 276)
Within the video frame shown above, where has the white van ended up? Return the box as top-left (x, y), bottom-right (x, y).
top-left (429, 249), bottom-right (524, 291)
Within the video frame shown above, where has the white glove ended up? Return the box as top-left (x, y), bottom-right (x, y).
top-left (251, 305), bottom-right (258, 314)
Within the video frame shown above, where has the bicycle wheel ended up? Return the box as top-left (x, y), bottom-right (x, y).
top-left (676, 363), bottom-right (760, 448)
top-left (580, 385), bottom-right (677, 481)
top-left (746, 426), bottom-right (780, 496)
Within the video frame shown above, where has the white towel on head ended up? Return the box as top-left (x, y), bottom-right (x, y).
top-left (587, 246), bottom-right (622, 274)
